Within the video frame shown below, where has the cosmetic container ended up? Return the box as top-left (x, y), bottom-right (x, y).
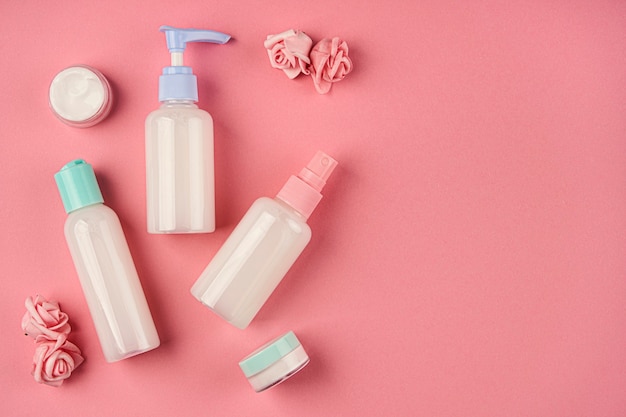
top-left (55, 160), bottom-right (160, 362)
top-left (146, 25), bottom-right (231, 234)
top-left (49, 65), bottom-right (112, 127)
top-left (191, 151), bottom-right (337, 328)
top-left (239, 331), bottom-right (310, 392)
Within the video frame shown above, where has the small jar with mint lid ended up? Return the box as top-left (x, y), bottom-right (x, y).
top-left (239, 331), bottom-right (310, 392)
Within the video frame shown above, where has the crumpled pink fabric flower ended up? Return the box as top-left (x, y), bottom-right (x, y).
top-left (309, 37), bottom-right (353, 94)
top-left (32, 334), bottom-right (84, 387)
top-left (21, 295), bottom-right (71, 340)
top-left (264, 29), bottom-right (313, 79)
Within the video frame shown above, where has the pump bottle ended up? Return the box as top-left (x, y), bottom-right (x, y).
top-left (146, 25), bottom-right (231, 234)
top-left (191, 151), bottom-right (338, 329)
top-left (55, 160), bottom-right (160, 362)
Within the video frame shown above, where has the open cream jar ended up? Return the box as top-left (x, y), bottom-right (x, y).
top-left (49, 65), bottom-right (112, 127)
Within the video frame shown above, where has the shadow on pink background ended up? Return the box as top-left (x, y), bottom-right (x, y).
top-left (1, 1), bottom-right (626, 416)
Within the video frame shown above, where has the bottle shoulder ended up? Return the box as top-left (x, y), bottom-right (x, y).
top-left (150, 100), bottom-right (207, 112)
top-left (237, 197), bottom-right (312, 241)
top-left (65, 204), bottom-right (118, 226)
top-left (250, 197), bottom-right (310, 227)
top-left (146, 104), bottom-right (212, 122)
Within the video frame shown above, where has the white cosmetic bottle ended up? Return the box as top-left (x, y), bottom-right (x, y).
top-left (191, 151), bottom-right (337, 329)
top-left (55, 160), bottom-right (160, 362)
top-left (146, 25), bottom-right (231, 234)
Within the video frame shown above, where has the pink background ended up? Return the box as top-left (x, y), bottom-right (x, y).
top-left (2, 1), bottom-right (626, 416)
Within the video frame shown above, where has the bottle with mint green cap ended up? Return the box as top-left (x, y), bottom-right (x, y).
top-left (55, 159), bottom-right (160, 363)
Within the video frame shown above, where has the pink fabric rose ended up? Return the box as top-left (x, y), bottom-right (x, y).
top-left (32, 334), bottom-right (84, 387)
top-left (264, 29), bottom-right (313, 79)
top-left (309, 37), bottom-right (354, 94)
top-left (21, 295), bottom-right (71, 340)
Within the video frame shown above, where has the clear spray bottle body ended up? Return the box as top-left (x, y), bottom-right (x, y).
top-left (191, 151), bottom-right (337, 329)
top-left (146, 99), bottom-right (215, 233)
top-left (56, 160), bottom-right (160, 362)
top-left (191, 197), bottom-right (311, 329)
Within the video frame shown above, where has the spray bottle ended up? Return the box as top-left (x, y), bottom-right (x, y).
top-left (146, 25), bottom-right (231, 234)
top-left (191, 151), bottom-right (338, 329)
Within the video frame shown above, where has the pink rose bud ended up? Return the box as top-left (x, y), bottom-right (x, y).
top-left (32, 334), bottom-right (84, 387)
top-left (21, 295), bottom-right (71, 340)
top-left (264, 29), bottom-right (313, 79)
top-left (309, 37), bottom-right (354, 94)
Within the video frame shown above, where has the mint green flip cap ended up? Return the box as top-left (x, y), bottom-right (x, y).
top-left (55, 159), bottom-right (104, 213)
top-left (239, 331), bottom-right (302, 377)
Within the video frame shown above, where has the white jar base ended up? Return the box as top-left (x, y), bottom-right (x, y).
top-left (246, 345), bottom-right (310, 392)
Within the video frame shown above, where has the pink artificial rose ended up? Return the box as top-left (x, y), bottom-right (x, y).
top-left (32, 334), bottom-right (84, 387)
top-left (264, 29), bottom-right (313, 79)
top-left (21, 295), bottom-right (71, 340)
top-left (309, 37), bottom-right (354, 94)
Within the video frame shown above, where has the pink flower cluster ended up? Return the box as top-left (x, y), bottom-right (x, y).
top-left (21, 295), bottom-right (84, 387)
top-left (264, 29), bottom-right (354, 94)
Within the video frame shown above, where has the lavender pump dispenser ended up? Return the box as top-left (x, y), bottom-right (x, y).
top-left (146, 25), bottom-right (231, 234)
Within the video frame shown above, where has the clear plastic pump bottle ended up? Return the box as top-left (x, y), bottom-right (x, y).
top-left (55, 160), bottom-right (160, 362)
top-left (191, 151), bottom-right (337, 329)
top-left (146, 25), bottom-right (231, 234)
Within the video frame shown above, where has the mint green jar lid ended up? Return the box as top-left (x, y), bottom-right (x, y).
top-left (55, 159), bottom-right (103, 213)
top-left (239, 331), bottom-right (302, 377)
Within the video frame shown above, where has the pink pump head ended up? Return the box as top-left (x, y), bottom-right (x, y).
top-left (276, 151), bottom-right (337, 219)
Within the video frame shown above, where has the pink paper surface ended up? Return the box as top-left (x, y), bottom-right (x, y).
top-left (2, 1), bottom-right (626, 416)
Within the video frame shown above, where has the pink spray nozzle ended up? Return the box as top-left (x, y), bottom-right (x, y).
top-left (298, 151), bottom-right (338, 192)
top-left (277, 151), bottom-right (338, 219)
